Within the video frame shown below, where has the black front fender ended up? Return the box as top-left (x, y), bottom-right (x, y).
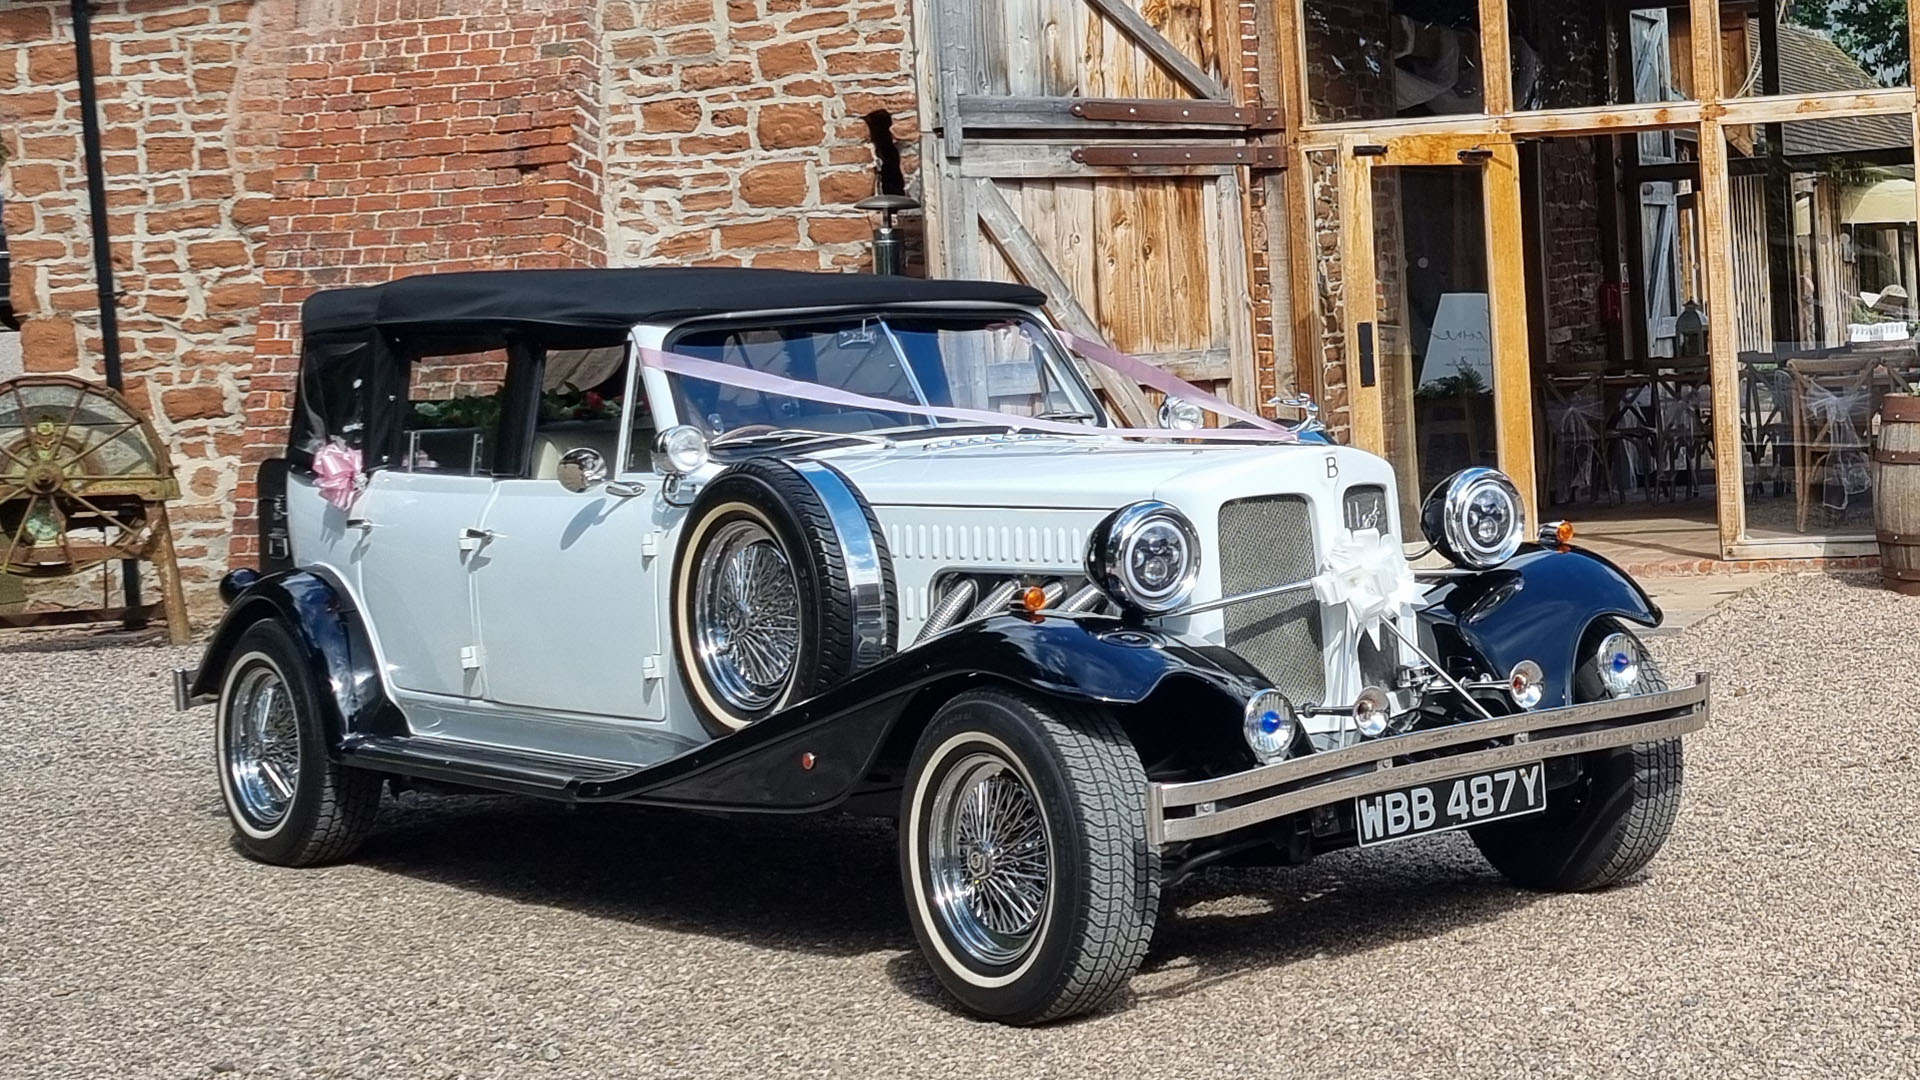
top-left (593, 613), bottom-right (1268, 810)
top-left (1418, 545), bottom-right (1661, 708)
top-left (188, 568), bottom-right (404, 749)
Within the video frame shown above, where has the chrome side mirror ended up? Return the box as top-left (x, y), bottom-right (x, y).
top-left (557, 447), bottom-right (608, 493)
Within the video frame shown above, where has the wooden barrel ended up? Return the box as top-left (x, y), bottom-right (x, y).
top-left (1875, 394), bottom-right (1920, 594)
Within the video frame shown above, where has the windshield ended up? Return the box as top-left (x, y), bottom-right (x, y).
top-left (663, 312), bottom-right (1105, 439)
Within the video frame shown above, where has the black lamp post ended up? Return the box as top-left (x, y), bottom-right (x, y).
top-left (70, 0), bottom-right (143, 622)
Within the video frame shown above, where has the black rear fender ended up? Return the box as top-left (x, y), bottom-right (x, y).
top-left (188, 568), bottom-right (404, 751)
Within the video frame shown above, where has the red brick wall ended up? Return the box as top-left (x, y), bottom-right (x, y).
top-left (232, 0), bottom-right (607, 566)
top-left (0, 0), bottom-right (281, 602)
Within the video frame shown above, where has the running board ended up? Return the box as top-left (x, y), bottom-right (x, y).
top-left (342, 735), bottom-right (643, 798)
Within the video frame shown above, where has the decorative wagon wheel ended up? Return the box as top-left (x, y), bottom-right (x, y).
top-left (0, 375), bottom-right (190, 641)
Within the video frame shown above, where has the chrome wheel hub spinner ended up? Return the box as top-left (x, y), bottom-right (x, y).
top-left (695, 519), bottom-right (801, 712)
top-left (225, 663), bottom-right (301, 828)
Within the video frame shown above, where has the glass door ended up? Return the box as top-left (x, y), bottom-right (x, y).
top-left (1339, 134), bottom-right (1537, 530)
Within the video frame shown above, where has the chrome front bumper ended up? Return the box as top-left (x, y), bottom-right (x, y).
top-left (1147, 674), bottom-right (1710, 846)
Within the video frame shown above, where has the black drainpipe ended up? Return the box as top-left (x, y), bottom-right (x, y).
top-left (70, 0), bottom-right (144, 624)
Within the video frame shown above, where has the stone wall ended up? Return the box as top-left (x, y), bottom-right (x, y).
top-left (600, 0), bottom-right (919, 271)
top-left (0, 0), bottom-right (279, 607)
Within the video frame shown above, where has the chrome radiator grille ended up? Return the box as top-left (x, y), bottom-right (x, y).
top-left (1218, 495), bottom-right (1325, 704)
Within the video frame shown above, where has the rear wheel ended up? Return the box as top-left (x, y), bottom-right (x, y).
top-left (1472, 622), bottom-right (1683, 891)
top-left (900, 689), bottom-right (1158, 1024)
top-left (216, 620), bottom-right (381, 866)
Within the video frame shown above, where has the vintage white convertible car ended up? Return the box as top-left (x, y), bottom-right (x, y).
top-left (177, 268), bottom-right (1709, 1024)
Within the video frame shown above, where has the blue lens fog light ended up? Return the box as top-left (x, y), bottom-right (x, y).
top-left (1598, 632), bottom-right (1641, 697)
top-left (1243, 689), bottom-right (1296, 763)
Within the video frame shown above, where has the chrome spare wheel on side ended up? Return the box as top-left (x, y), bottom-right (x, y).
top-left (223, 657), bottom-right (303, 832)
top-left (927, 750), bottom-right (1052, 967)
top-left (672, 458), bottom-right (897, 735)
top-left (693, 518), bottom-right (802, 712)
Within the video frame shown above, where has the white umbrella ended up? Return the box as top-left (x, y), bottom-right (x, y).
top-left (1842, 178), bottom-right (1917, 224)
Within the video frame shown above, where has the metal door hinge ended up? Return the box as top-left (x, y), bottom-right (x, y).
top-left (641, 533), bottom-right (659, 560)
top-left (459, 645), bottom-right (482, 670)
top-left (642, 654), bottom-right (663, 681)
top-left (1072, 144), bottom-right (1281, 168)
top-left (1068, 98), bottom-right (1281, 129)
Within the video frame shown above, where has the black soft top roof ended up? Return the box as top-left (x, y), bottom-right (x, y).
top-left (300, 268), bottom-right (1047, 345)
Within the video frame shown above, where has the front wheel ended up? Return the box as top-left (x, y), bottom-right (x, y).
top-left (1472, 622), bottom-right (1683, 891)
top-left (900, 689), bottom-right (1159, 1025)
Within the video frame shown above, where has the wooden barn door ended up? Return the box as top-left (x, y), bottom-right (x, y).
top-left (916, 0), bottom-right (1273, 424)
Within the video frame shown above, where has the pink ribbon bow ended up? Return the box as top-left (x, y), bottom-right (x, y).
top-left (312, 439), bottom-right (363, 511)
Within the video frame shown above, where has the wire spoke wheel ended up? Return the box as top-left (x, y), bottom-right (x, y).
top-left (224, 662), bottom-right (304, 829)
top-left (928, 751), bottom-right (1052, 967)
top-left (693, 518), bottom-right (802, 712)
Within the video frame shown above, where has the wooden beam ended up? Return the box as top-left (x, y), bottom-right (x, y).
top-left (1081, 0), bottom-right (1227, 101)
top-left (1477, 0), bottom-right (1514, 117)
top-left (1483, 139), bottom-right (1537, 534)
top-left (1337, 137), bottom-right (1384, 452)
top-left (929, 0), bottom-right (972, 158)
top-left (1698, 120), bottom-right (1746, 556)
top-left (1216, 168), bottom-right (1259, 408)
top-left (1715, 88), bottom-right (1917, 126)
top-left (971, 179), bottom-right (1157, 426)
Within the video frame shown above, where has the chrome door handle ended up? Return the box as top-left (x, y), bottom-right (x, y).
top-left (459, 527), bottom-right (499, 553)
top-left (346, 518), bottom-right (378, 531)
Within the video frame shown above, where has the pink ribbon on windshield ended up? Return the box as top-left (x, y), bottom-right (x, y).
top-left (637, 337), bottom-right (1298, 444)
top-left (1054, 332), bottom-right (1285, 431)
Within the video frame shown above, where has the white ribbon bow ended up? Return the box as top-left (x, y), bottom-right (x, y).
top-left (1312, 529), bottom-right (1421, 646)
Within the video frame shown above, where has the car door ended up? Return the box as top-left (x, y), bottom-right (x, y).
top-left (347, 341), bottom-right (516, 701)
top-left (470, 344), bottom-right (668, 720)
top-left (350, 467), bottom-right (497, 700)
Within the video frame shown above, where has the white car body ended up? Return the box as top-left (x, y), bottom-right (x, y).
top-left (283, 304), bottom-right (1412, 766)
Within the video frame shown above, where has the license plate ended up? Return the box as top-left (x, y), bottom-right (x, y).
top-left (1355, 762), bottom-right (1547, 847)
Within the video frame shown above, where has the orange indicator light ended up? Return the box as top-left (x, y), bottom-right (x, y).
top-left (1020, 586), bottom-right (1049, 613)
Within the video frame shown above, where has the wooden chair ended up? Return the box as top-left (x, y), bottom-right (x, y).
top-left (1786, 352), bottom-right (1903, 530)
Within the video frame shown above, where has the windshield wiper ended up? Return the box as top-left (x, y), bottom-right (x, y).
top-left (1035, 410), bottom-right (1096, 422)
top-left (708, 427), bottom-right (895, 450)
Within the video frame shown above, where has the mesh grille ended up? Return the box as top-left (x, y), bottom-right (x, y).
top-left (1218, 495), bottom-right (1324, 704)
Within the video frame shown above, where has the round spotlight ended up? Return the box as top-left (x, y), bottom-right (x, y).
top-left (1507, 660), bottom-right (1545, 709)
top-left (655, 425), bottom-right (709, 475)
top-left (1353, 686), bottom-right (1392, 738)
top-left (1243, 689), bottom-right (1296, 763)
top-left (1597, 632), bottom-right (1641, 697)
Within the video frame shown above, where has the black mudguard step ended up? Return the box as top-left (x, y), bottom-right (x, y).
top-left (342, 735), bottom-right (642, 798)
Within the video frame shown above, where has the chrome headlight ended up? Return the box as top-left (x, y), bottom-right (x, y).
top-left (1085, 500), bottom-right (1201, 614)
top-left (1157, 396), bottom-right (1204, 431)
top-left (655, 425), bottom-right (709, 474)
top-left (1421, 467), bottom-right (1525, 570)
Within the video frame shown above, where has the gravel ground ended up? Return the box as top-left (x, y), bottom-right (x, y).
top-left (3, 574), bottom-right (1916, 1079)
